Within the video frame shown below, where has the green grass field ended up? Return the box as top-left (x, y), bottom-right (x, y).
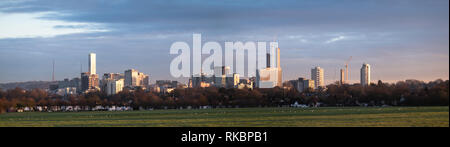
top-left (0, 106), bottom-right (448, 127)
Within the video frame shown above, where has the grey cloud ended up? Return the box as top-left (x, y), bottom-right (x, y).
top-left (0, 0), bottom-right (448, 83)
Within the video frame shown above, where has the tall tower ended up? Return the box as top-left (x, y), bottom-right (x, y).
top-left (311, 66), bottom-right (324, 89)
top-left (256, 42), bottom-right (282, 88)
top-left (89, 53), bottom-right (96, 75)
top-left (340, 69), bottom-right (345, 85)
top-left (343, 56), bottom-right (352, 84)
top-left (276, 47), bottom-right (282, 87)
top-left (360, 63), bottom-right (371, 86)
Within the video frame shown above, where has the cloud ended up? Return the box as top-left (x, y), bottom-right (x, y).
top-left (0, 0), bottom-right (448, 83)
top-left (0, 11), bottom-right (109, 39)
top-left (325, 36), bottom-right (346, 44)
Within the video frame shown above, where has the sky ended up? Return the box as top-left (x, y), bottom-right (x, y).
top-left (0, 0), bottom-right (448, 85)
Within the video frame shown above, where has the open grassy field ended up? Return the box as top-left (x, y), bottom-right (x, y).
top-left (0, 106), bottom-right (448, 127)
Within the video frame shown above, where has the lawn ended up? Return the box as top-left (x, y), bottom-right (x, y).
top-left (0, 106), bottom-right (448, 127)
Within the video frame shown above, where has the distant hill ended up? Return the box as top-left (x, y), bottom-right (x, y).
top-left (0, 81), bottom-right (58, 90)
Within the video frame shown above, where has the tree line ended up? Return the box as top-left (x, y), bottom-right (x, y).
top-left (0, 79), bottom-right (448, 113)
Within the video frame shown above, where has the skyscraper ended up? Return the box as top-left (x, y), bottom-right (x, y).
top-left (311, 66), bottom-right (324, 89)
top-left (89, 53), bottom-right (96, 75)
top-left (81, 53), bottom-right (99, 92)
top-left (360, 63), bottom-right (371, 86)
top-left (340, 68), bottom-right (345, 85)
top-left (276, 47), bottom-right (282, 87)
top-left (256, 45), bottom-right (282, 88)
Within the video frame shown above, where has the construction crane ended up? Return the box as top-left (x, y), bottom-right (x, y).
top-left (344, 56), bottom-right (352, 84)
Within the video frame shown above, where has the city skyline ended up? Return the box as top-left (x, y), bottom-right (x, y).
top-left (0, 0), bottom-right (448, 84)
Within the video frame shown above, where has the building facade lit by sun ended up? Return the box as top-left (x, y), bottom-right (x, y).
top-left (256, 44), bottom-right (282, 88)
top-left (311, 66), bottom-right (324, 89)
top-left (360, 63), bottom-right (371, 86)
top-left (81, 53), bottom-right (99, 92)
top-left (89, 53), bottom-right (96, 75)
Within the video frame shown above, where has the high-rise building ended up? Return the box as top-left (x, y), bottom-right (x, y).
top-left (296, 77), bottom-right (315, 92)
top-left (124, 69), bottom-right (149, 87)
top-left (256, 46), bottom-right (282, 88)
top-left (101, 73), bottom-right (124, 93)
top-left (58, 78), bottom-right (81, 92)
top-left (81, 72), bottom-right (99, 92)
top-left (139, 73), bottom-right (149, 86)
top-left (89, 53), bottom-right (96, 75)
top-left (80, 53), bottom-right (99, 92)
top-left (256, 68), bottom-right (280, 88)
top-left (214, 66), bottom-right (230, 76)
top-left (225, 73), bottom-right (240, 88)
top-left (213, 66), bottom-right (231, 88)
top-left (302, 79), bottom-right (315, 92)
top-left (190, 73), bottom-right (213, 88)
top-left (105, 79), bottom-right (124, 96)
top-left (103, 73), bottom-right (124, 81)
top-left (288, 80), bottom-right (299, 90)
top-left (340, 69), bottom-right (345, 85)
top-left (190, 75), bottom-right (201, 88)
top-left (276, 47), bottom-right (282, 87)
top-left (311, 66), bottom-right (324, 89)
top-left (125, 69), bottom-right (138, 87)
top-left (360, 63), bottom-right (371, 86)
